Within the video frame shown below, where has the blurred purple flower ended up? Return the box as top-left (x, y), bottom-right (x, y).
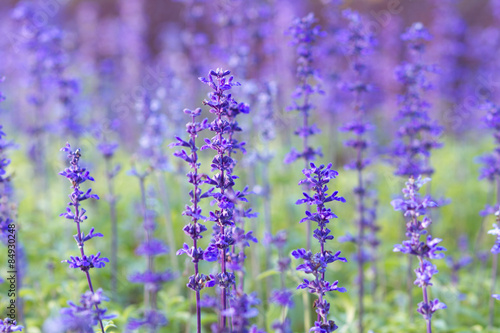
top-left (393, 176), bottom-right (447, 326)
top-left (284, 13), bottom-right (324, 165)
top-left (0, 318), bottom-right (23, 332)
top-left (392, 23), bottom-right (442, 178)
top-left (59, 144), bottom-right (110, 332)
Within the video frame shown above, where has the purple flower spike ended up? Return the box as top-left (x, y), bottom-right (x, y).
top-left (393, 176), bottom-right (447, 328)
top-left (197, 68), bottom-right (262, 331)
top-left (337, 11), bottom-right (380, 331)
top-left (59, 144), bottom-right (111, 332)
top-left (284, 13), bottom-right (324, 166)
top-left (392, 23), bottom-right (442, 178)
top-left (127, 168), bottom-right (173, 330)
top-left (171, 102), bottom-right (217, 332)
top-left (292, 163), bottom-right (346, 331)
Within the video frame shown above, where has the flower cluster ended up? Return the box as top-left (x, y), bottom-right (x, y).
top-left (392, 176), bottom-right (447, 326)
top-left (59, 143), bottom-right (111, 332)
top-left (198, 68), bottom-right (262, 331)
top-left (59, 289), bottom-right (115, 332)
top-left (284, 13), bottom-right (324, 165)
top-left (225, 100), bottom-right (258, 303)
top-left (170, 107), bottom-right (216, 332)
top-left (292, 163), bottom-right (347, 332)
top-left (199, 70), bottom-right (241, 310)
top-left (392, 23), bottom-right (443, 177)
top-left (0, 318), bottom-right (23, 332)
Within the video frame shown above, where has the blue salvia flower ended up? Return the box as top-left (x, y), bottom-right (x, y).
top-left (392, 23), bottom-right (442, 177)
top-left (58, 77), bottom-right (84, 139)
top-left (137, 93), bottom-right (170, 171)
top-left (59, 289), bottom-right (115, 332)
top-left (199, 68), bottom-right (258, 329)
top-left (222, 292), bottom-right (264, 333)
top-left (217, 79), bottom-right (263, 332)
top-left (224, 101), bottom-right (260, 294)
top-left (429, 0), bottom-right (466, 109)
top-left (137, 91), bottom-right (180, 274)
top-left (59, 143), bottom-right (113, 332)
top-left (170, 107), bottom-right (215, 333)
top-left (392, 176), bottom-right (446, 331)
top-left (285, 12), bottom-right (324, 253)
top-left (337, 10), bottom-right (377, 333)
top-left (127, 167), bottom-right (176, 332)
top-left (292, 163), bottom-right (347, 332)
top-left (0, 318), bottom-right (23, 332)
top-left (284, 13), bottom-right (324, 166)
top-left (266, 231), bottom-right (293, 332)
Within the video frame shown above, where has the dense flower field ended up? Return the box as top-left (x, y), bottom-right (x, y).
top-left (1, 0), bottom-right (500, 332)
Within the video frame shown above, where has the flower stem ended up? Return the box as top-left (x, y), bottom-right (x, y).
top-left (75, 202), bottom-right (105, 332)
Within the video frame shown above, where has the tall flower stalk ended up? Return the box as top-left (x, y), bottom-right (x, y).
top-left (392, 22), bottom-right (443, 321)
top-left (59, 144), bottom-right (113, 332)
top-left (199, 68), bottom-right (239, 329)
top-left (284, 12), bottom-right (324, 252)
top-left (338, 10), bottom-right (377, 333)
top-left (137, 93), bottom-right (179, 273)
top-left (393, 23), bottom-right (442, 178)
top-left (199, 68), bottom-right (260, 330)
top-left (127, 166), bottom-right (175, 332)
top-left (171, 108), bottom-right (216, 333)
top-left (292, 163), bottom-right (347, 332)
top-left (284, 13), bottom-right (324, 331)
top-left (392, 176), bottom-right (447, 332)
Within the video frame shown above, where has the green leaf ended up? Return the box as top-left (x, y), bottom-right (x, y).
top-left (256, 269), bottom-right (279, 280)
top-left (103, 320), bottom-right (117, 332)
